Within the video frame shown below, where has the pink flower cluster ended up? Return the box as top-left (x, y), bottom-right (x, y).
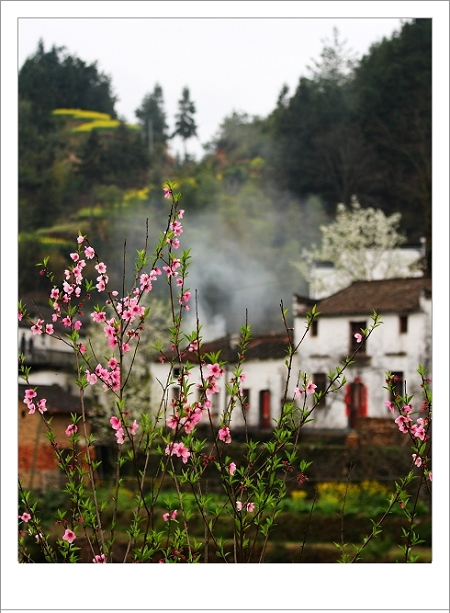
top-left (110, 415), bottom-right (139, 445)
top-left (393, 404), bottom-right (428, 441)
top-left (218, 427), bottom-right (231, 444)
top-left (236, 501), bottom-right (255, 512)
top-left (139, 268), bottom-right (161, 293)
top-left (93, 554), bottom-right (106, 563)
top-left (294, 380), bottom-right (317, 398)
top-left (165, 441), bottom-right (191, 463)
top-left (65, 424), bottom-right (78, 437)
top-left (23, 388), bottom-right (47, 415)
top-left (163, 509), bottom-right (178, 521)
top-left (167, 405), bottom-right (204, 434)
top-left (86, 358), bottom-right (121, 391)
top-left (30, 318), bottom-right (54, 336)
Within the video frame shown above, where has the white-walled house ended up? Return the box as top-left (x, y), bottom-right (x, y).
top-left (150, 277), bottom-right (431, 435)
top-left (293, 276), bottom-right (432, 430)
top-left (150, 333), bottom-right (292, 433)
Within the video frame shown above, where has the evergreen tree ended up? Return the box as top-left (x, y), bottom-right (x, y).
top-left (172, 87), bottom-right (198, 159)
top-left (19, 40), bottom-right (117, 121)
top-left (135, 83), bottom-right (169, 156)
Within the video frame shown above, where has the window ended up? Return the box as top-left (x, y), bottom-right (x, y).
top-left (241, 388), bottom-right (250, 411)
top-left (350, 321), bottom-right (366, 353)
top-left (389, 371), bottom-right (404, 401)
top-left (399, 315), bottom-right (408, 334)
top-left (311, 319), bottom-right (318, 337)
top-left (313, 373), bottom-right (327, 407)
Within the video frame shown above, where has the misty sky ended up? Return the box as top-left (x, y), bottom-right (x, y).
top-left (15, 12), bottom-right (407, 159)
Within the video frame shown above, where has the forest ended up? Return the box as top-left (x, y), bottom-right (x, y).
top-left (18, 19), bottom-right (431, 335)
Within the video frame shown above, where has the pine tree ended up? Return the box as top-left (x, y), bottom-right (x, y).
top-left (172, 87), bottom-right (197, 159)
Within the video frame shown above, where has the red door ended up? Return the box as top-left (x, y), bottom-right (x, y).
top-left (259, 390), bottom-right (271, 429)
top-left (345, 377), bottom-right (367, 429)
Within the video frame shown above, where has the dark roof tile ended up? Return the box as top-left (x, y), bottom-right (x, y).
top-left (299, 277), bottom-right (431, 316)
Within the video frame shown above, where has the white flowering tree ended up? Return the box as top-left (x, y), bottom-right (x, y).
top-left (293, 196), bottom-right (424, 298)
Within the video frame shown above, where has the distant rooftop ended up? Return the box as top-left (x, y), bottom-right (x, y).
top-left (296, 277), bottom-right (431, 317)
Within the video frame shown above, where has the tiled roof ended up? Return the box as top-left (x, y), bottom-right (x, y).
top-left (156, 333), bottom-right (291, 364)
top-left (18, 383), bottom-right (91, 414)
top-left (297, 277), bottom-right (431, 316)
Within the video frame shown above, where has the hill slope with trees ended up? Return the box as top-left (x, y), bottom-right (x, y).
top-left (18, 20), bottom-right (431, 331)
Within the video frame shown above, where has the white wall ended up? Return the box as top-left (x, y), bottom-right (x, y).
top-left (293, 307), bottom-right (431, 429)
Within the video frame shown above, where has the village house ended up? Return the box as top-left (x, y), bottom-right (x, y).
top-left (293, 276), bottom-right (432, 432)
top-left (150, 333), bottom-right (292, 434)
top-left (18, 306), bottom-right (94, 491)
top-left (150, 276), bottom-right (431, 441)
top-left (18, 382), bottom-right (93, 491)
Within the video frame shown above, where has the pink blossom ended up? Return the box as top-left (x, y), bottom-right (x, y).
top-left (181, 407), bottom-right (203, 434)
top-left (84, 246), bottom-right (95, 259)
top-left (354, 332), bottom-right (363, 343)
top-left (306, 382), bottom-right (317, 395)
top-left (412, 453), bottom-right (422, 467)
top-left (130, 420), bottom-right (139, 436)
top-left (62, 529), bottom-right (76, 544)
top-left (294, 387), bottom-right (303, 399)
top-left (77, 235), bottom-right (85, 244)
top-left (166, 414), bottom-right (180, 429)
top-left (246, 502), bottom-right (255, 513)
top-left (91, 311), bottom-right (107, 323)
top-left (163, 187), bottom-right (171, 199)
top-left (122, 342), bottom-right (131, 353)
top-left (229, 462), bottom-right (237, 476)
top-left (24, 388), bottom-right (37, 403)
top-left (95, 262), bottom-right (107, 274)
top-left (218, 427), bottom-right (231, 443)
top-left (178, 209), bottom-right (185, 219)
top-left (31, 319), bottom-right (44, 335)
top-left (70, 252), bottom-right (79, 262)
top-left (50, 288), bottom-right (60, 300)
top-left (236, 501), bottom-right (243, 511)
top-left (93, 554), bottom-right (106, 563)
top-left (37, 399), bottom-right (47, 414)
top-left (385, 400), bottom-right (395, 413)
top-left (165, 442), bottom-right (191, 463)
top-left (19, 512), bottom-right (31, 523)
top-left (163, 509), bottom-right (178, 522)
top-left (65, 424), bottom-right (78, 437)
top-left (428, 472), bottom-right (432, 482)
top-left (108, 357), bottom-right (118, 370)
top-left (207, 363), bottom-right (224, 378)
top-left (86, 371), bottom-right (98, 385)
top-left (45, 324), bottom-right (54, 335)
top-left (395, 414), bottom-right (411, 434)
top-left (115, 427), bottom-right (125, 444)
top-left (411, 418), bottom-right (426, 441)
top-left (110, 416), bottom-right (122, 430)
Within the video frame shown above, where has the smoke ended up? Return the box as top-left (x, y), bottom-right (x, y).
top-left (183, 232), bottom-right (288, 340)
top-left (106, 185), bottom-right (327, 342)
